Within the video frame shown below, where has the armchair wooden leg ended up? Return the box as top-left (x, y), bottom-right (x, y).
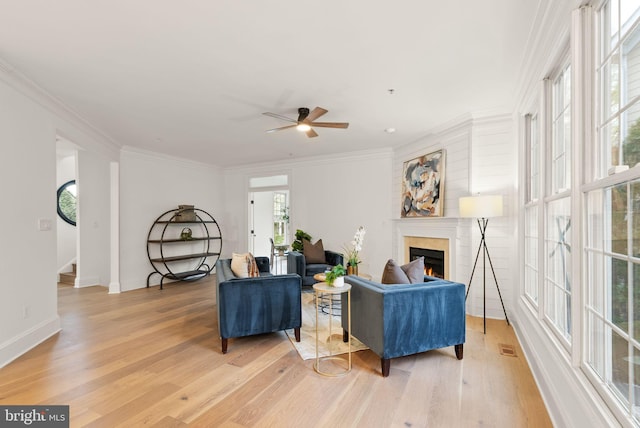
top-left (343, 329), bottom-right (349, 343)
top-left (294, 327), bottom-right (301, 342)
top-left (221, 338), bottom-right (228, 354)
top-left (455, 344), bottom-right (463, 360)
top-left (381, 358), bottom-right (390, 377)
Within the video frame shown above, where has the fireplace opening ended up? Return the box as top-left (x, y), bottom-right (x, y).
top-left (410, 247), bottom-right (445, 279)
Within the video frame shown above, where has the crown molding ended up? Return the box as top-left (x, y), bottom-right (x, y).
top-left (0, 56), bottom-right (121, 154)
top-left (120, 145), bottom-right (223, 171)
top-left (223, 147), bottom-right (393, 174)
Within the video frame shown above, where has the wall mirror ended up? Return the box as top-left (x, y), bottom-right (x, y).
top-left (57, 180), bottom-right (77, 226)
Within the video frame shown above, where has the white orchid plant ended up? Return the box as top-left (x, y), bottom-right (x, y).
top-left (344, 226), bottom-right (366, 267)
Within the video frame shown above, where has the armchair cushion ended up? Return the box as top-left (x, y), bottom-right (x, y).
top-left (303, 239), bottom-right (326, 263)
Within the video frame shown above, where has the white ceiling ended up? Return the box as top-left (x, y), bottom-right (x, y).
top-left (0, 1), bottom-right (543, 166)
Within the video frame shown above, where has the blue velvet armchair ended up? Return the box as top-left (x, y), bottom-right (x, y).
top-left (215, 257), bottom-right (302, 353)
top-left (341, 275), bottom-right (465, 377)
top-left (287, 250), bottom-right (344, 287)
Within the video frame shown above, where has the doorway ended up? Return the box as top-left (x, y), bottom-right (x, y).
top-left (56, 138), bottom-right (78, 286)
top-left (248, 174), bottom-right (290, 265)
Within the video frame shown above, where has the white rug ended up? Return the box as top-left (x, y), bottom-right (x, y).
top-left (285, 292), bottom-right (368, 360)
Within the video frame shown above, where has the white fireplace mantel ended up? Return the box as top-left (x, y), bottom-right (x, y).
top-left (394, 217), bottom-right (465, 282)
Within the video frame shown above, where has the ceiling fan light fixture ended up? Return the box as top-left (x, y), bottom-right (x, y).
top-left (296, 123), bottom-right (311, 132)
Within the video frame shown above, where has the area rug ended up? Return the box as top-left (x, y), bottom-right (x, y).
top-left (285, 292), bottom-right (368, 360)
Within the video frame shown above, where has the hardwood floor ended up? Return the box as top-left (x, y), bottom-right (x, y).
top-left (0, 278), bottom-right (552, 427)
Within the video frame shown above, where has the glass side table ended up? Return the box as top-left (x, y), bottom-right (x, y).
top-left (312, 282), bottom-right (351, 377)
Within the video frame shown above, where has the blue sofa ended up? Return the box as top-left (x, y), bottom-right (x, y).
top-left (341, 275), bottom-right (465, 377)
top-left (215, 257), bottom-right (302, 353)
top-left (287, 250), bottom-right (344, 287)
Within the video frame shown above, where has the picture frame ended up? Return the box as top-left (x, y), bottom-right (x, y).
top-left (400, 149), bottom-right (445, 217)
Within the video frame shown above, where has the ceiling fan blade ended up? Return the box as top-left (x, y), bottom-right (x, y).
top-left (308, 121), bottom-right (350, 129)
top-left (305, 107), bottom-right (328, 122)
top-left (262, 112), bottom-right (297, 123)
top-left (306, 128), bottom-right (319, 138)
top-left (266, 124), bottom-right (297, 133)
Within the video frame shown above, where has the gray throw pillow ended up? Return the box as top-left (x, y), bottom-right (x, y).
top-left (402, 257), bottom-right (425, 283)
top-left (381, 257), bottom-right (425, 284)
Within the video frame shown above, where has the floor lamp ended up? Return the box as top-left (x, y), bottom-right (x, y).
top-left (459, 195), bottom-right (509, 334)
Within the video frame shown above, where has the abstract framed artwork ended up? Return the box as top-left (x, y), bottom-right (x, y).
top-left (400, 149), bottom-right (445, 217)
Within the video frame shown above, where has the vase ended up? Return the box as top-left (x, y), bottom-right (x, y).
top-left (347, 264), bottom-right (358, 276)
top-left (333, 276), bottom-right (345, 287)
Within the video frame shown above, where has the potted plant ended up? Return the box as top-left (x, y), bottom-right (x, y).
top-left (325, 264), bottom-right (346, 287)
top-left (344, 226), bottom-right (366, 275)
top-left (291, 229), bottom-right (311, 253)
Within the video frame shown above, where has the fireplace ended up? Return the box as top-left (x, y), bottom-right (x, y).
top-left (403, 236), bottom-right (450, 279)
top-left (410, 247), bottom-right (445, 279)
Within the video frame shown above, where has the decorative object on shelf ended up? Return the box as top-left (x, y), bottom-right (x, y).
top-left (344, 226), bottom-right (366, 275)
top-left (173, 204), bottom-right (196, 222)
top-left (325, 264), bottom-right (346, 287)
top-left (401, 149), bottom-right (445, 217)
top-left (291, 229), bottom-right (312, 253)
top-left (146, 207), bottom-right (222, 290)
top-left (180, 227), bottom-right (192, 240)
top-left (458, 194), bottom-right (509, 334)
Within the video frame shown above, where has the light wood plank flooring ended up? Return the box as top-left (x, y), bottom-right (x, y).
top-left (0, 278), bottom-right (552, 427)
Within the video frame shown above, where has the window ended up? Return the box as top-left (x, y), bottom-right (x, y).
top-left (545, 197), bottom-right (572, 341)
top-left (598, 0), bottom-right (640, 174)
top-left (272, 192), bottom-right (288, 245)
top-left (551, 64), bottom-right (572, 195)
top-left (525, 113), bottom-right (540, 304)
top-left (57, 180), bottom-right (77, 226)
top-left (544, 61), bottom-right (573, 344)
top-left (584, 0), bottom-right (640, 421)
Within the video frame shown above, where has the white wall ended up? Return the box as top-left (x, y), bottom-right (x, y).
top-left (76, 150), bottom-right (112, 287)
top-left (0, 75), bottom-right (60, 368)
top-left (391, 114), bottom-right (516, 321)
top-left (119, 148), bottom-right (224, 291)
top-left (0, 58), bottom-right (120, 367)
top-left (56, 154), bottom-right (76, 273)
top-left (223, 149), bottom-right (393, 280)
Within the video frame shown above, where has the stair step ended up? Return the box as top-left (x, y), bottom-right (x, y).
top-left (59, 272), bottom-right (76, 285)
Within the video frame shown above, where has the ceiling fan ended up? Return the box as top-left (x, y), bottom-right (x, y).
top-left (263, 107), bottom-right (349, 138)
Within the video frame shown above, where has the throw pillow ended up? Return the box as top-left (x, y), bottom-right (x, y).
top-left (303, 239), bottom-right (326, 264)
top-left (381, 259), bottom-right (411, 284)
top-left (230, 253), bottom-right (260, 278)
top-left (380, 257), bottom-right (425, 284)
top-left (231, 253), bottom-right (249, 277)
top-left (402, 256), bottom-right (425, 283)
top-left (247, 253), bottom-right (260, 277)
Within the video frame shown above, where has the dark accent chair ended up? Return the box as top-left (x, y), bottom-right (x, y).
top-left (287, 250), bottom-right (344, 287)
top-left (215, 257), bottom-right (302, 353)
top-left (341, 275), bottom-right (465, 377)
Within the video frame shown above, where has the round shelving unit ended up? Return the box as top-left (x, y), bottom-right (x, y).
top-left (146, 208), bottom-right (222, 289)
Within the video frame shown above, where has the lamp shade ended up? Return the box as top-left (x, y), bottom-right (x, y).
top-left (459, 195), bottom-right (503, 218)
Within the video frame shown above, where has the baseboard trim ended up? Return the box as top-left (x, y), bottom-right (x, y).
top-left (0, 316), bottom-right (61, 368)
top-left (75, 276), bottom-right (101, 288)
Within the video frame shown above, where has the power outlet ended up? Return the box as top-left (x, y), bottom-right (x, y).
top-left (38, 218), bottom-right (52, 231)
